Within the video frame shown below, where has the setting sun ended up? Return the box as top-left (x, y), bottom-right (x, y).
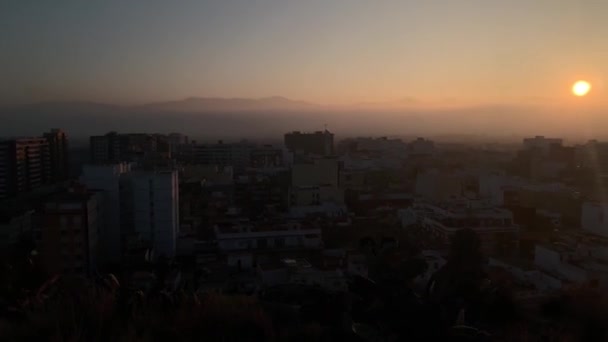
top-left (572, 80), bottom-right (591, 97)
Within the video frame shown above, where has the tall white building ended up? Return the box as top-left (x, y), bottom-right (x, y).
top-left (82, 164), bottom-right (179, 261)
top-left (582, 202), bottom-right (608, 238)
top-left (408, 137), bottom-right (435, 157)
top-left (80, 163), bottom-right (131, 263)
top-left (523, 136), bottom-right (563, 156)
top-left (290, 157), bottom-right (343, 207)
top-left (127, 170), bottom-right (179, 258)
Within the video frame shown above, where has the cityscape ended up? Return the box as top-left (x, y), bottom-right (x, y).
top-left (2, 1), bottom-right (608, 341)
top-left (2, 128), bottom-right (608, 340)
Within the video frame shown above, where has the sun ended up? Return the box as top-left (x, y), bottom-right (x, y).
top-left (572, 80), bottom-right (591, 96)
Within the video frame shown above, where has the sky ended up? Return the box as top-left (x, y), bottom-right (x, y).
top-left (1, 0), bottom-right (607, 106)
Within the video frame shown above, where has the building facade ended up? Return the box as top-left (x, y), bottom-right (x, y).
top-left (183, 141), bottom-right (254, 170)
top-left (250, 145), bottom-right (285, 168)
top-left (0, 209), bottom-right (34, 250)
top-left (80, 163), bottom-right (132, 263)
top-left (416, 202), bottom-right (519, 256)
top-left (36, 187), bottom-right (102, 275)
top-left (215, 221), bottom-right (323, 253)
top-left (523, 136), bottom-right (563, 156)
top-left (125, 170), bottom-right (179, 258)
top-left (44, 129), bottom-right (69, 182)
top-left (290, 157), bottom-right (344, 208)
top-left (90, 132), bottom-right (171, 164)
top-left (284, 130), bottom-right (334, 156)
top-left (0, 137), bottom-right (51, 199)
top-left (582, 202), bottom-right (608, 238)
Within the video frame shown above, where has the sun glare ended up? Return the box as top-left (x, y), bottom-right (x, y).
top-left (572, 80), bottom-right (591, 97)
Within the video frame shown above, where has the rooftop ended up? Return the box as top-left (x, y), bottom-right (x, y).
top-left (215, 221), bottom-right (318, 235)
top-left (416, 202), bottom-right (513, 218)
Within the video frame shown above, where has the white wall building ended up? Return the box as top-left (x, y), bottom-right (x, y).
top-left (582, 202), bottom-right (608, 238)
top-left (127, 170), bottom-right (179, 258)
top-left (523, 136), bottom-right (563, 156)
top-left (80, 163), bottom-right (132, 262)
top-left (214, 221), bottom-right (322, 253)
top-left (408, 137), bottom-right (435, 157)
top-left (290, 157), bottom-right (344, 209)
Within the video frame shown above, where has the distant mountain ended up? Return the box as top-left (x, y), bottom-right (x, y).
top-left (0, 97), bottom-right (325, 138)
top-left (0, 97), bottom-right (604, 141)
top-left (140, 96), bottom-right (319, 112)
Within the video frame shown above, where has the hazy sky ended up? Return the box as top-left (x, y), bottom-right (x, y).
top-left (1, 0), bottom-right (607, 106)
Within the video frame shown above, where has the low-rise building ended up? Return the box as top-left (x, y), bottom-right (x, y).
top-left (257, 257), bottom-right (347, 292)
top-left (214, 221), bottom-right (323, 254)
top-left (534, 243), bottom-right (589, 284)
top-left (415, 201), bottom-right (519, 256)
top-left (489, 258), bottom-right (562, 292)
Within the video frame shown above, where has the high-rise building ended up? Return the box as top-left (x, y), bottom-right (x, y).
top-left (90, 132), bottom-right (120, 163)
top-left (284, 130), bottom-right (334, 156)
top-left (124, 170), bottom-right (179, 258)
top-left (44, 129), bottom-right (69, 182)
top-left (168, 133), bottom-right (189, 153)
top-left (80, 164), bottom-right (179, 261)
top-left (183, 140), bottom-right (253, 170)
top-left (35, 185), bottom-right (102, 275)
top-left (80, 163), bottom-right (132, 263)
top-left (0, 137), bottom-right (50, 199)
top-left (90, 132), bottom-right (171, 164)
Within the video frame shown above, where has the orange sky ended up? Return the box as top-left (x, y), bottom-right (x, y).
top-left (1, 0), bottom-right (607, 107)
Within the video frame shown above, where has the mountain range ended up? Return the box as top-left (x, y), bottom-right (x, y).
top-left (0, 97), bottom-right (604, 141)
